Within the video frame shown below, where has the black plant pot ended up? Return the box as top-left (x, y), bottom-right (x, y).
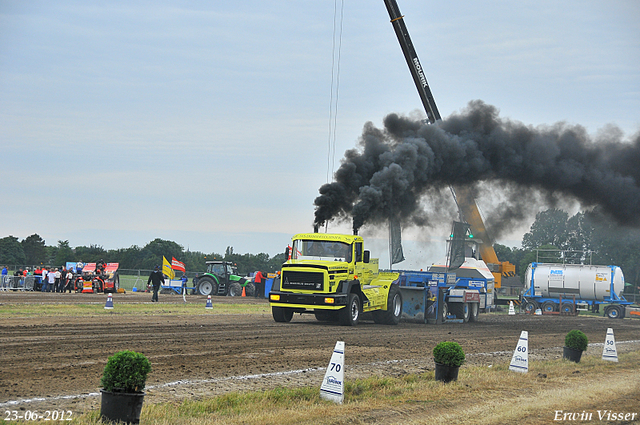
top-left (563, 346), bottom-right (583, 363)
top-left (435, 362), bottom-right (459, 383)
top-left (100, 389), bottom-right (145, 424)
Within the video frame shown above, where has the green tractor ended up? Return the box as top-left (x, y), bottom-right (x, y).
top-left (195, 260), bottom-right (255, 297)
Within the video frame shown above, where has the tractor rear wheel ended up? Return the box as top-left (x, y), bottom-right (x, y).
top-left (197, 277), bottom-right (216, 296)
top-left (229, 282), bottom-right (243, 297)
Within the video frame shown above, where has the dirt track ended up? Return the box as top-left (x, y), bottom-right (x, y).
top-left (1, 291), bottom-right (639, 415)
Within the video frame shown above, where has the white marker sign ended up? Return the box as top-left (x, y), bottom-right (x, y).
top-left (320, 341), bottom-right (345, 404)
top-left (509, 330), bottom-right (529, 373)
top-left (602, 328), bottom-right (618, 362)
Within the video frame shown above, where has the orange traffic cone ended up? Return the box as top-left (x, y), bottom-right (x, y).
top-left (241, 286), bottom-right (246, 297)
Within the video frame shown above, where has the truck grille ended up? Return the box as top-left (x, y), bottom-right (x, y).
top-left (281, 271), bottom-right (324, 291)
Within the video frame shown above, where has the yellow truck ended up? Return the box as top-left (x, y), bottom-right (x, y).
top-left (269, 232), bottom-right (402, 326)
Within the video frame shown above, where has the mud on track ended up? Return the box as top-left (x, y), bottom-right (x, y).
top-left (1, 291), bottom-right (639, 415)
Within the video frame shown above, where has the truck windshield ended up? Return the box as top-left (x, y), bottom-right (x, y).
top-left (292, 240), bottom-right (352, 262)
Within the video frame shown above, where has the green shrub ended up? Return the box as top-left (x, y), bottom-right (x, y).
top-left (565, 329), bottom-right (588, 351)
top-left (433, 341), bottom-right (465, 367)
top-left (101, 350), bottom-right (151, 393)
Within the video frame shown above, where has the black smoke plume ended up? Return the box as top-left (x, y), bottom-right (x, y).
top-left (314, 101), bottom-right (640, 235)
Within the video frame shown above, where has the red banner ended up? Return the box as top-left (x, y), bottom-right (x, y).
top-left (171, 257), bottom-right (186, 272)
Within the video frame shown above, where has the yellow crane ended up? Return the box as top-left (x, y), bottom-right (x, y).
top-left (383, 0), bottom-right (517, 288)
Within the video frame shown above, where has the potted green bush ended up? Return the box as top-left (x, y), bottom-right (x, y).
top-left (433, 341), bottom-right (465, 383)
top-left (100, 350), bottom-right (151, 424)
top-left (563, 329), bottom-right (588, 363)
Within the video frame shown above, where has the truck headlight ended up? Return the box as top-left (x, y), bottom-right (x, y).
top-left (270, 294), bottom-right (280, 301)
top-left (324, 298), bottom-right (335, 304)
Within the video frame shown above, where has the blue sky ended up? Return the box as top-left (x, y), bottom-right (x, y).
top-left (1, 1), bottom-right (639, 268)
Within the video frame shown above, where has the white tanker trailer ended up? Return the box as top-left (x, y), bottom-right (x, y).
top-left (522, 263), bottom-right (632, 319)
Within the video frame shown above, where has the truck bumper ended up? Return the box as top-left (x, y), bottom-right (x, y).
top-left (269, 291), bottom-right (348, 309)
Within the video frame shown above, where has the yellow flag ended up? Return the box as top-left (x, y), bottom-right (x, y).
top-left (162, 256), bottom-right (175, 280)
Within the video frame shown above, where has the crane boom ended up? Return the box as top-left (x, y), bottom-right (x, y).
top-left (383, 0), bottom-right (516, 288)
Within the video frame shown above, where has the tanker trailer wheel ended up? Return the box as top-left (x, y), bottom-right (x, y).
top-left (272, 306), bottom-right (294, 322)
top-left (605, 305), bottom-right (623, 319)
top-left (372, 285), bottom-right (402, 325)
top-left (541, 301), bottom-right (557, 313)
top-left (228, 282), bottom-right (243, 297)
top-left (523, 301), bottom-right (538, 314)
top-left (339, 293), bottom-right (361, 326)
top-left (561, 302), bottom-right (575, 314)
top-left (468, 302), bottom-right (479, 322)
top-left (196, 277), bottom-right (216, 296)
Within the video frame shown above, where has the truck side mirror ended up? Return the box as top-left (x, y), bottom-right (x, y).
top-left (284, 246), bottom-right (290, 260)
top-left (363, 250), bottom-right (370, 263)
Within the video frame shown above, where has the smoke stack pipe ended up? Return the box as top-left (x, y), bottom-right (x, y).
top-left (353, 227), bottom-right (358, 236)
top-left (313, 224), bottom-right (319, 233)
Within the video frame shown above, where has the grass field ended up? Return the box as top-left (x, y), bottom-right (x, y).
top-left (63, 351), bottom-right (640, 425)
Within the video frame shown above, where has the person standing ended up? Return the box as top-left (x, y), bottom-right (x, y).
top-left (47, 268), bottom-right (56, 292)
top-left (253, 270), bottom-right (264, 298)
top-left (65, 268), bottom-right (74, 293)
top-left (41, 267), bottom-right (49, 292)
top-left (1, 266), bottom-right (7, 291)
top-left (147, 265), bottom-right (165, 302)
top-left (54, 268), bottom-right (62, 292)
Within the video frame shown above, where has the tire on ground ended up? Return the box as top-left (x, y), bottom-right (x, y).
top-left (272, 306), bottom-right (294, 322)
top-left (244, 282), bottom-right (256, 297)
top-left (449, 302), bottom-right (470, 322)
top-left (523, 301), bottom-right (538, 314)
top-left (372, 285), bottom-right (402, 325)
top-left (228, 282), bottom-right (243, 297)
top-left (468, 302), bottom-right (479, 322)
top-left (605, 305), bottom-right (623, 319)
top-left (561, 302), bottom-right (575, 314)
top-left (541, 301), bottom-right (557, 312)
top-left (197, 277), bottom-right (216, 296)
top-left (339, 293), bottom-right (361, 326)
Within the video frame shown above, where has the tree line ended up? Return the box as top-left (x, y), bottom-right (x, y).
top-left (0, 236), bottom-right (287, 276)
top-left (1, 207), bottom-right (638, 293)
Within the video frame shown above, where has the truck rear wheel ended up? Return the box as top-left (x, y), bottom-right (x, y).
top-left (272, 306), bottom-right (294, 322)
top-left (339, 293), bottom-right (360, 326)
top-left (372, 285), bottom-right (402, 325)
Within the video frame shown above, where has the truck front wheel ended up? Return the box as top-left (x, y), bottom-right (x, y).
top-left (272, 306), bottom-right (294, 322)
top-left (339, 293), bottom-right (361, 326)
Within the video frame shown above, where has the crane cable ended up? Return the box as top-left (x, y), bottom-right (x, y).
top-left (326, 0), bottom-right (345, 185)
